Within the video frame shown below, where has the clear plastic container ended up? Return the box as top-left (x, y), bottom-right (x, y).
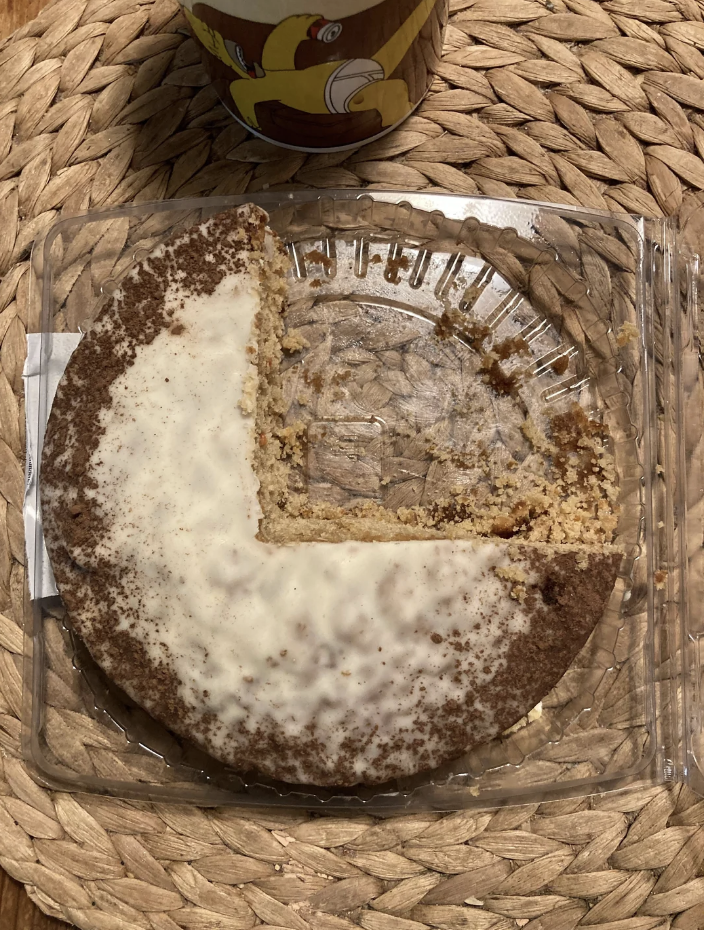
top-left (21, 190), bottom-right (704, 810)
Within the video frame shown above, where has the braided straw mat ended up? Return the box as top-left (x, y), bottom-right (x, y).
top-left (1, 0), bottom-right (704, 928)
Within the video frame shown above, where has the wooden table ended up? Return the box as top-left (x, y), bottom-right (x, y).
top-left (1, 3), bottom-right (66, 930)
top-left (1, 0), bottom-right (45, 35)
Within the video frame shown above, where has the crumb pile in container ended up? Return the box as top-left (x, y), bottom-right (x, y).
top-left (41, 204), bottom-right (623, 788)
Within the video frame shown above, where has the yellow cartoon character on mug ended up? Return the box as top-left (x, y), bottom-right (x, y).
top-left (183, 0), bottom-right (437, 131)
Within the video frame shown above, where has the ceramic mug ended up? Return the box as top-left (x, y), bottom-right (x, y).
top-left (181, 0), bottom-right (449, 152)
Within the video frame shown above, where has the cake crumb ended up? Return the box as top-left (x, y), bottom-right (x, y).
top-left (306, 248), bottom-right (333, 268)
top-left (276, 421), bottom-right (307, 464)
top-left (654, 570), bottom-right (668, 590)
top-left (552, 354), bottom-right (569, 375)
top-left (616, 321), bottom-right (639, 347)
top-left (282, 330), bottom-right (310, 353)
top-left (386, 253), bottom-right (410, 282)
top-left (238, 371), bottom-right (257, 414)
top-left (494, 566), bottom-right (527, 584)
top-left (494, 336), bottom-right (530, 361)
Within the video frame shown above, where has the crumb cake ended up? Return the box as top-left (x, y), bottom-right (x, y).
top-left (41, 204), bottom-right (623, 787)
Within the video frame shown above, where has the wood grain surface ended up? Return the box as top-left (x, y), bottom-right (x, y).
top-left (1, 0), bottom-right (46, 35)
top-left (0, 869), bottom-right (67, 930)
top-left (0, 12), bottom-right (65, 930)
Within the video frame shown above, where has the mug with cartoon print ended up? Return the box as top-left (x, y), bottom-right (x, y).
top-left (181, 0), bottom-right (449, 152)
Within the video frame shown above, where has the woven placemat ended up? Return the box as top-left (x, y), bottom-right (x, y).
top-left (1, 0), bottom-right (704, 928)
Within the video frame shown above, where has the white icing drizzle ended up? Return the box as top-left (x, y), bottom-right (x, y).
top-left (85, 270), bottom-right (532, 782)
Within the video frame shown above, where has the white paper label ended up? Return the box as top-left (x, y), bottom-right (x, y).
top-left (23, 333), bottom-right (82, 600)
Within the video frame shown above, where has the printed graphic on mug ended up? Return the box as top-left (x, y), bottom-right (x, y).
top-left (182, 0), bottom-right (448, 151)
